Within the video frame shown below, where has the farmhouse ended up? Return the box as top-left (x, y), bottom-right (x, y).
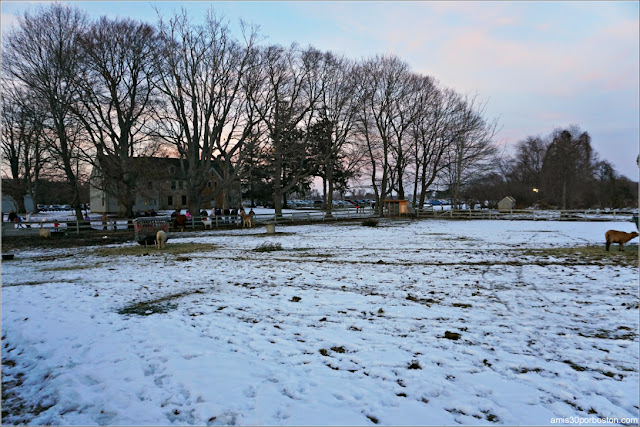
top-left (89, 157), bottom-right (240, 214)
top-left (498, 196), bottom-right (516, 212)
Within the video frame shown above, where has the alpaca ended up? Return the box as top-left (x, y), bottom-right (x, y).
top-left (39, 228), bottom-right (51, 239)
top-left (173, 214), bottom-right (187, 232)
top-left (155, 230), bottom-right (168, 249)
top-left (239, 209), bottom-right (254, 228)
top-left (605, 230), bottom-right (639, 251)
top-left (202, 218), bottom-right (212, 229)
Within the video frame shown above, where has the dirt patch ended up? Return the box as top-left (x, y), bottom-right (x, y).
top-left (1, 232), bottom-right (134, 251)
top-left (93, 243), bottom-right (217, 257)
top-left (40, 263), bottom-right (103, 272)
top-left (522, 245), bottom-right (638, 267)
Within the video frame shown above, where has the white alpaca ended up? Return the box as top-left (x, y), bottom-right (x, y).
top-left (202, 218), bottom-right (212, 229)
top-left (156, 230), bottom-right (168, 249)
top-left (39, 228), bottom-right (51, 239)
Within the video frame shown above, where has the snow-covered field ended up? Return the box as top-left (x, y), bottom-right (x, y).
top-left (1, 219), bottom-right (638, 426)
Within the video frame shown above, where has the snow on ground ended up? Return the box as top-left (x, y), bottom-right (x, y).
top-left (1, 219), bottom-right (639, 426)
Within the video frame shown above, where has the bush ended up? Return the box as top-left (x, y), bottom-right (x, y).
top-left (254, 242), bottom-right (283, 252)
top-left (362, 218), bottom-right (379, 227)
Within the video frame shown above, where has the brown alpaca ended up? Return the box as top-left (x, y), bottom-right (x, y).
top-left (605, 230), bottom-right (638, 251)
top-left (240, 211), bottom-right (254, 228)
top-left (173, 214), bottom-right (187, 232)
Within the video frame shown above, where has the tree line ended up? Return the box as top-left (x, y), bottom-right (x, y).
top-left (463, 126), bottom-right (637, 210)
top-left (2, 4), bottom-right (634, 220)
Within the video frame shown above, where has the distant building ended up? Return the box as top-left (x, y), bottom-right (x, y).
top-left (498, 196), bottom-right (516, 212)
top-left (89, 157), bottom-right (240, 214)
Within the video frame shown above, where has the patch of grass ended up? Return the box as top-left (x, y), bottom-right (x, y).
top-left (3, 280), bottom-right (51, 288)
top-left (442, 236), bottom-right (472, 241)
top-left (118, 289), bottom-right (205, 316)
top-left (94, 242), bottom-right (217, 257)
top-left (578, 330), bottom-right (636, 341)
top-left (522, 245), bottom-right (638, 266)
top-left (361, 218), bottom-right (379, 227)
top-left (563, 360), bottom-right (587, 372)
top-left (41, 263), bottom-right (102, 272)
top-left (452, 302), bottom-right (472, 308)
top-left (254, 242), bottom-right (283, 252)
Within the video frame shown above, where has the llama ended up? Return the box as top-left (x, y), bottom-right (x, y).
top-left (155, 230), bottom-right (168, 249)
top-left (605, 230), bottom-right (639, 251)
top-left (39, 228), bottom-right (51, 239)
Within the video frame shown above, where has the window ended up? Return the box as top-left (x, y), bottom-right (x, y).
top-left (171, 181), bottom-right (176, 190)
top-left (214, 181), bottom-right (218, 188)
top-left (178, 181), bottom-right (184, 190)
top-left (181, 195), bottom-right (187, 205)
top-left (168, 196), bottom-right (173, 206)
top-left (207, 181), bottom-right (212, 188)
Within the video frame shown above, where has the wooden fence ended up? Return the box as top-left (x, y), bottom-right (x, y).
top-left (413, 207), bottom-right (635, 222)
top-left (1, 209), bottom-right (377, 237)
top-left (1, 207), bottom-right (634, 237)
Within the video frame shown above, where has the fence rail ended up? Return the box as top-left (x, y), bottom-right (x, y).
top-left (1, 207), bottom-right (635, 238)
top-left (414, 208), bottom-right (636, 222)
top-left (0, 209), bottom-right (377, 237)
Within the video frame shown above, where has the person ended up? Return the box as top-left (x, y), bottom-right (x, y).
top-left (249, 208), bottom-right (255, 217)
top-left (102, 213), bottom-right (108, 231)
top-left (230, 208), bottom-right (237, 224)
top-left (134, 209), bottom-right (142, 218)
top-left (150, 209), bottom-right (157, 217)
top-left (185, 210), bottom-right (192, 220)
top-left (223, 208), bottom-right (230, 224)
top-left (8, 210), bottom-right (17, 222)
top-left (25, 211), bottom-right (32, 228)
top-left (84, 212), bottom-right (90, 221)
top-left (200, 209), bottom-right (208, 218)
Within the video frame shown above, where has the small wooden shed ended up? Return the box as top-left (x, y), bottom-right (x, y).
top-left (498, 196), bottom-right (516, 212)
top-left (384, 199), bottom-right (409, 216)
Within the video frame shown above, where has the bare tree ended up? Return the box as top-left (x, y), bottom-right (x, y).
top-left (153, 9), bottom-right (260, 214)
top-left (410, 85), bottom-right (461, 208)
top-left (2, 3), bottom-right (89, 220)
top-left (247, 44), bottom-right (328, 216)
top-left (443, 94), bottom-right (499, 209)
top-left (73, 16), bottom-right (160, 217)
top-left (314, 53), bottom-right (361, 214)
top-left (1, 83), bottom-right (47, 212)
top-left (355, 55), bottom-right (415, 214)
